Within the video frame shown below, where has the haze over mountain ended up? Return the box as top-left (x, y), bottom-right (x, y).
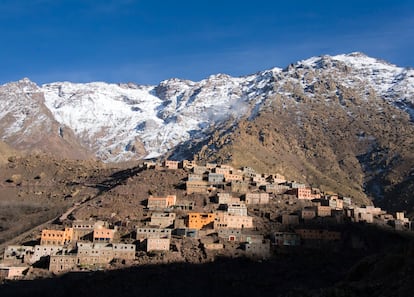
top-left (0, 52), bottom-right (413, 211)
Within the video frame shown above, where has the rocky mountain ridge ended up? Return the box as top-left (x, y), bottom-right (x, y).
top-left (0, 52), bottom-right (413, 208)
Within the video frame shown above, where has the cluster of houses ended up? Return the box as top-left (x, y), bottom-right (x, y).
top-left (1, 159), bottom-right (412, 280)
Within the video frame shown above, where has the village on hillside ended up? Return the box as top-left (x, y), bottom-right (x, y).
top-left (1, 160), bottom-right (412, 281)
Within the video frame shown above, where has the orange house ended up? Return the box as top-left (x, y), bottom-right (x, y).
top-left (93, 227), bottom-right (116, 243)
top-left (187, 213), bottom-right (216, 230)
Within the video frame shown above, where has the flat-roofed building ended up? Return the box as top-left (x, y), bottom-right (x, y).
top-left (214, 212), bottom-right (253, 229)
top-left (245, 192), bottom-right (270, 204)
top-left (150, 212), bottom-right (176, 228)
top-left (136, 228), bottom-right (172, 241)
top-left (187, 213), bottom-right (216, 230)
top-left (147, 195), bottom-right (176, 210)
top-left (146, 238), bottom-right (170, 252)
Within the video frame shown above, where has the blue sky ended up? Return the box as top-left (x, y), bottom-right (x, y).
top-left (0, 0), bottom-right (413, 85)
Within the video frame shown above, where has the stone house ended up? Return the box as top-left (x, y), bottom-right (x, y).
top-left (147, 195), bottom-right (176, 210)
top-left (149, 212), bottom-right (176, 228)
top-left (224, 172), bottom-right (244, 182)
top-left (301, 207), bottom-right (316, 220)
top-left (136, 228), bottom-right (172, 241)
top-left (317, 206), bottom-right (332, 217)
top-left (214, 212), bottom-right (253, 229)
top-left (242, 167), bottom-right (256, 178)
top-left (328, 196), bottom-right (344, 210)
top-left (3, 246), bottom-right (34, 265)
top-left (231, 180), bottom-right (249, 193)
top-left (76, 242), bottom-right (135, 267)
top-left (146, 238), bottom-right (170, 252)
top-left (0, 265), bottom-right (29, 280)
top-left (163, 160), bottom-right (179, 169)
top-left (245, 192), bottom-right (270, 204)
top-left (72, 220), bottom-right (104, 242)
top-left (193, 166), bottom-right (208, 175)
top-left (180, 160), bottom-right (196, 169)
top-left (264, 183), bottom-right (289, 194)
top-left (32, 245), bottom-right (64, 263)
top-left (188, 174), bottom-right (203, 181)
top-left (287, 187), bottom-right (318, 200)
top-left (226, 203), bottom-right (248, 216)
top-left (208, 173), bottom-right (224, 183)
top-left (49, 254), bottom-right (77, 274)
top-left (214, 167), bottom-right (230, 175)
top-left (186, 180), bottom-right (209, 194)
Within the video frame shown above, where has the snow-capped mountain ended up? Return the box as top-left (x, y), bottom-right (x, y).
top-left (0, 52), bottom-right (413, 164)
top-left (40, 69), bottom-right (279, 162)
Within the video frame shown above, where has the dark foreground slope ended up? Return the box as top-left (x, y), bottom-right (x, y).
top-left (1, 225), bottom-right (413, 297)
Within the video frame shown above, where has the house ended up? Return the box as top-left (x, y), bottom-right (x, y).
top-left (193, 166), bottom-right (208, 175)
top-left (287, 187), bottom-right (317, 200)
top-left (252, 174), bottom-right (267, 186)
top-left (32, 245), bottom-right (64, 263)
top-left (49, 254), bottom-right (77, 274)
top-left (186, 180), bottom-right (209, 194)
top-left (0, 265), bottom-right (29, 280)
top-left (328, 196), bottom-right (344, 210)
top-left (146, 238), bottom-right (170, 252)
top-left (270, 232), bottom-right (300, 246)
top-left (245, 192), bottom-right (270, 204)
top-left (317, 206), bottom-right (332, 217)
top-left (301, 207), bottom-right (316, 220)
top-left (217, 229), bottom-right (242, 241)
top-left (76, 242), bottom-right (135, 267)
top-left (208, 173), bottom-right (224, 183)
top-left (242, 167), bottom-right (256, 178)
top-left (72, 220), bottom-right (104, 242)
top-left (180, 160), bottom-right (196, 169)
top-left (268, 173), bottom-right (286, 184)
top-left (264, 183), bottom-right (289, 194)
top-left (3, 246), bottom-right (34, 265)
top-left (217, 192), bottom-right (232, 204)
top-left (231, 181), bottom-right (249, 194)
top-left (224, 172), bottom-right (244, 182)
top-left (40, 228), bottom-right (73, 245)
top-left (163, 160), bottom-right (179, 169)
top-left (188, 174), bottom-right (203, 181)
top-left (186, 213), bottom-right (216, 230)
top-left (173, 200), bottom-right (194, 211)
top-left (147, 195), bottom-right (176, 209)
top-left (136, 228), bottom-right (172, 241)
top-left (214, 167), bottom-right (230, 175)
top-left (150, 212), bottom-right (176, 228)
top-left (93, 226), bottom-right (116, 243)
top-left (214, 212), bottom-right (253, 229)
top-left (226, 203), bottom-right (248, 216)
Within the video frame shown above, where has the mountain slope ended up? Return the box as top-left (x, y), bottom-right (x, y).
top-left (0, 79), bottom-right (92, 160)
top-left (0, 52), bottom-right (413, 209)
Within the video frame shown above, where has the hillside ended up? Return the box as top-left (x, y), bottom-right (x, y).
top-left (0, 52), bottom-right (413, 210)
